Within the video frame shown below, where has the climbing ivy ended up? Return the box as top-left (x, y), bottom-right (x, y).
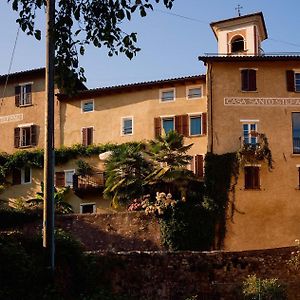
top-left (0, 143), bottom-right (139, 184)
top-left (204, 152), bottom-right (239, 249)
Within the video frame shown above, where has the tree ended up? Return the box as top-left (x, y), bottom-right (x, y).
top-left (104, 143), bottom-right (153, 207)
top-left (145, 130), bottom-right (196, 198)
top-left (7, 0), bottom-right (175, 92)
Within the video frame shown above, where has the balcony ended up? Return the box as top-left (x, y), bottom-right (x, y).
top-left (238, 133), bottom-right (273, 170)
top-left (73, 172), bottom-right (105, 196)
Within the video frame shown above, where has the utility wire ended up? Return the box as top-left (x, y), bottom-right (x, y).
top-left (1, 25), bottom-right (20, 107)
top-left (154, 9), bottom-right (300, 49)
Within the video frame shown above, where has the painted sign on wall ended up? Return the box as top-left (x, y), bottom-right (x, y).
top-left (224, 97), bottom-right (300, 106)
top-left (0, 114), bottom-right (23, 124)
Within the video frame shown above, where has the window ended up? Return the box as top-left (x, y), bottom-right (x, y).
top-left (80, 203), bottom-right (96, 214)
top-left (243, 123), bottom-right (258, 145)
top-left (162, 117), bottom-right (174, 134)
top-left (65, 170), bottom-right (75, 187)
top-left (244, 166), bottom-right (260, 189)
top-left (231, 35), bottom-right (245, 53)
top-left (82, 127), bottom-right (93, 146)
top-left (187, 86), bottom-right (202, 99)
top-left (14, 125), bottom-right (37, 148)
top-left (241, 69), bottom-right (257, 91)
top-left (189, 155), bottom-right (204, 178)
top-left (121, 117), bottom-right (133, 135)
top-left (292, 113), bottom-right (300, 154)
top-left (287, 70), bottom-right (300, 92)
top-left (15, 83), bottom-right (32, 107)
top-left (160, 88), bottom-right (175, 102)
top-left (81, 99), bottom-right (94, 113)
top-left (12, 167), bottom-right (32, 185)
top-left (190, 115), bottom-right (202, 136)
top-left (295, 73), bottom-right (300, 92)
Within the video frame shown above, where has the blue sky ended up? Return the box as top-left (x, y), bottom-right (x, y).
top-left (1, 0), bottom-right (300, 88)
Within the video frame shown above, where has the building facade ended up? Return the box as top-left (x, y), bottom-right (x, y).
top-left (200, 12), bottom-right (300, 250)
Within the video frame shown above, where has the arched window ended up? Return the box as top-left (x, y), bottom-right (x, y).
top-left (231, 35), bottom-right (245, 53)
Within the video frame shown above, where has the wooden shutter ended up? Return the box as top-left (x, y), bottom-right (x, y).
top-left (241, 69), bottom-right (248, 91)
top-left (175, 115), bottom-right (188, 136)
top-left (287, 70), bottom-right (295, 92)
top-left (30, 125), bottom-right (37, 146)
top-left (195, 155), bottom-right (204, 178)
top-left (202, 113), bottom-right (207, 135)
top-left (190, 156), bottom-right (195, 173)
top-left (26, 84), bottom-right (32, 105)
top-left (245, 167), bottom-right (260, 189)
top-left (249, 69), bottom-right (257, 91)
top-left (87, 127), bottom-right (93, 145)
top-left (154, 117), bottom-right (161, 138)
top-left (82, 128), bottom-right (88, 146)
top-left (55, 172), bottom-right (65, 187)
top-left (14, 127), bottom-right (20, 148)
top-left (15, 86), bottom-right (20, 107)
top-left (73, 174), bottom-right (78, 190)
top-left (253, 167), bottom-right (260, 189)
top-left (12, 168), bottom-right (21, 185)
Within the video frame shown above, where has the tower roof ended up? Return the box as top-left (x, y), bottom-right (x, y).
top-left (210, 12), bottom-right (268, 41)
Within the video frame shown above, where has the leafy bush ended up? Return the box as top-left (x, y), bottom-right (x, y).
top-left (0, 231), bottom-right (129, 300)
top-left (0, 208), bottom-right (40, 229)
top-left (242, 275), bottom-right (287, 300)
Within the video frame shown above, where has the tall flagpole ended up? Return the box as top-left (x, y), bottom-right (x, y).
top-left (43, 0), bottom-right (55, 271)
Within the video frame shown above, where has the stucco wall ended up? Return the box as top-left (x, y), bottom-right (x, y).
top-left (61, 80), bottom-right (208, 157)
top-left (0, 75), bottom-right (61, 153)
top-left (209, 60), bottom-right (300, 251)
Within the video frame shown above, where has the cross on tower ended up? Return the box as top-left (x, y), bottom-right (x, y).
top-left (235, 4), bottom-right (243, 17)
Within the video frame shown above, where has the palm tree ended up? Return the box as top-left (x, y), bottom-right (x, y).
top-left (27, 183), bottom-right (73, 214)
top-left (145, 130), bottom-right (196, 198)
top-left (104, 143), bottom-right (153, 208)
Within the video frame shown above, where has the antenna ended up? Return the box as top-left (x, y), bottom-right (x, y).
top-left (235, 4), bottom-right (243, 17)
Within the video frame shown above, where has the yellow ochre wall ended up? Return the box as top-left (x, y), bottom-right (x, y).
top-left (0, 76), bottom-right (61, 153)
top-left (61, 80), bottom-right (208, 157)
top-left (208, 60), bottom-right (300, 251)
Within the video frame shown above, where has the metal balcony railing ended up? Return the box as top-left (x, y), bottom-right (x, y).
top-left (73, 172), bottom-right (105, 193)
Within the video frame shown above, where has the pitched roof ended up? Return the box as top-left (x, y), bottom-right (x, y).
top-left (58, 74), bottom-right (206, 101)
top-left (0, 67), bottom-right (88, 90)
top-left (198, 54), bottom-right (300, 64)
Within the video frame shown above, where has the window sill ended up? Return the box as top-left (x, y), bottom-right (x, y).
top-left (290, 153), bottom-right (300, 157)
top-left (189, 134), bottom-right (206, 138)
top-left (18, 145), bottom-right (33, 149)
top-left (19, 104), bottom-right (33, 107)
top-left (240, 90), bottom-right (258, 93)
top-left (243, 188), bottom-right (262, 191)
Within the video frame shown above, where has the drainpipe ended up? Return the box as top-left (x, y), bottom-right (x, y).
top-left (207, 63), bottom-right (214, 153)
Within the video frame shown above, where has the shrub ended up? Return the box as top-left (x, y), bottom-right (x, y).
top-left (242, 274), bottom-right (287, 300)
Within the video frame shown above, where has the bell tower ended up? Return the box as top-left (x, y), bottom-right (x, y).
top-left (210, 12), bottom-right (268, 55)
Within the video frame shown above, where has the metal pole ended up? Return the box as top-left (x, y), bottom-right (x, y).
top-left (43, 0), bottom-right (55, 271)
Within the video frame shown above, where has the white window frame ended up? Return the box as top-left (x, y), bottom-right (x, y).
top-left (81, 99), bottom-right (94, 113)
top-left (80, 202), bottom-right (96, 214)
top-left (21, 167), bottom-right (32, 184)
top-left (121, 116), bottom-right (134, 136)
top-left (186, 85), bottom-right (203, 100)
top-left (240, 120), bottom-right (259, 145)
top-left (161, 115), bottom-right (175, 134)
top-left (64, 169), bottom-right (75, 187)
top-left (189, 113), bottom-right (203, 136)
top-left (294, 70), bottom-right (300, 92)
top-left (159, 88), bottom-right (176, 103)
top-left (18, 82), bottom-right (33, 107)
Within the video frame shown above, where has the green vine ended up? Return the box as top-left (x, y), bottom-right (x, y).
top-left (237, 133), bottom-right (274, 170)
top-left (0, 143), bottom-right (141, 184)
top-left (204, 152), bottom-right (239, 249)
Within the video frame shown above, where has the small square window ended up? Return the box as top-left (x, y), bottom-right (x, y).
top-left (65, 170), bottom-right (75, 187)
top-left (80, 203), bottom-right (96, 214)
top-left (162, 117), bottom-right (174, 134)
top-left (82, 100), bottom-right (94, 113)
top-left (295, 73), bottom-right (300, 92)
top-left (160, 88), bottom-right (175, 102)
top-left (187, 87), bottom-right (202, 99)
top-left (190, 115), bottom-right (202, 136)
top-left (122, 117), bottom-right (133, 135)
top-left (244, 166), bottom-right (260, 189)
